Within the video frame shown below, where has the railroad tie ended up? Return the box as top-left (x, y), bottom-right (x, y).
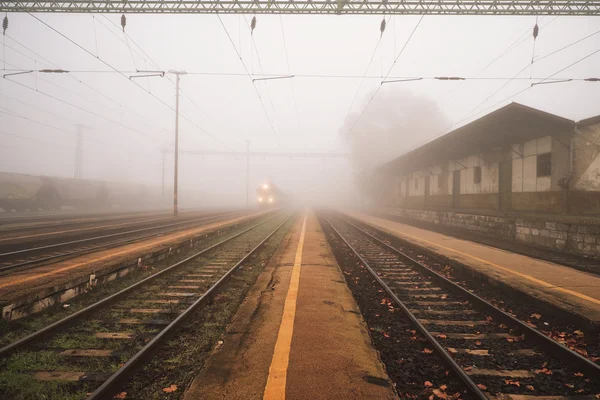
top-left (59, 349), bottom-right (119, 357)
top-left (418, 319), bottom-right (489, 326)
top-left (33, 371), bottom-right (113, 381)
top-left (95, 332), bottom-right (136, 339)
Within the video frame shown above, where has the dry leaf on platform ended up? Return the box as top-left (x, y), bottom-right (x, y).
top-left (163, 385), bottom-right (178, 393)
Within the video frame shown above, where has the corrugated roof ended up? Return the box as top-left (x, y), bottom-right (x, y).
top-left (379, 102), bottom-right (575, 175)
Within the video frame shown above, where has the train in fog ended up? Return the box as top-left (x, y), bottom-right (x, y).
top-left (256, 181), bottom-right (289, 207)
top-left (0, 171), bottom-right (160, 212)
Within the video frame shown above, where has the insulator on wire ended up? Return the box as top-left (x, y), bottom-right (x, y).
top-left (251, 16), bottom-right (257, 35)
top-left (2, 14), bottom-right (8, 36)
top-left (121, 13), bottom-right (126, 32)
top-left (380, 17), bottom-right (386, 37)
top-left (533, 23), bottom-right (539, 39)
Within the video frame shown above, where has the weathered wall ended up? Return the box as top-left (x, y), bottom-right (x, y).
top-left (379, 206), bottom-right (600, 257)
top-left (574, 123), bottom-right (600, 191)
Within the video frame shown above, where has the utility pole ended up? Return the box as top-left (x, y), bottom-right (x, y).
top-left (246, 140), bottom-right (250, 208)
top-left (169, 70), bottom-right (187, 217)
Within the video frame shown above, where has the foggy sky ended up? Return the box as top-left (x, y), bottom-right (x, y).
top-left (1, 13), bottom-right (599, 206)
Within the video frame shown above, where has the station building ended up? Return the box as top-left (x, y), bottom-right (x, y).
top-left (367, 103), bottom-right (600, 257)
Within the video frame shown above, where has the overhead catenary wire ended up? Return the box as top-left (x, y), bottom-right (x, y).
top-left (346, 14), bottom-right (426, 134)
top-left (3, 33), bottom-right (174, 145)
top-left (0, 129), bottom-right (76, 150)
top-left (342, 15), bottom-right (392, 126)
top-left (278, 14), bottom-right (300, 130)
top-left (101, 13), bottom-right (234, 150)
top-left (404, 45), bottom-right (600, 157)
top-left (216, 13), bottom-right (279, 144)
top-left (446, 29), bottom-right (600, 133)
top-left (2, 58), bottom-right (171, 148)
top-left (26, 13), bottom-right (229, 150)
top-left (243, 14), bottom-right (279, 133)
top-left (437, 16), bottom-right (559, 105)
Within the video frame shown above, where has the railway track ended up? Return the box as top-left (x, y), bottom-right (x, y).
top-left (0, 211), bottom-right (293, 400)
top-left (323, 213), bottom-right (600, 399)
top-left (0, 210), bottom-right (244, 274)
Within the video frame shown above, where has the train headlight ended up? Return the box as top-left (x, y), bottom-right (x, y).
top-left (262, 183), bottom-right (269, 190)
top-left (268, 197), bottom-right (273, 203)
top-left (258, 197), bottom-right (264, 203)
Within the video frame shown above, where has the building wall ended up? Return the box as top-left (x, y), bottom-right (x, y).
top-left (382, 125), bottom-right (600, 215)
top-left (574, 123), bottom-right (600, 191)
top-left (378, 206), bottom-right (600, 259)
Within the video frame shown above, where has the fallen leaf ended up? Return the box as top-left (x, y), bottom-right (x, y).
top-left (530, 313), bottom-right (542, 319)
top-left (163, 385), bottom-right (178, 393)
top-left (526, 385), bottom-right (534, 391)
top-left (463, 366), bottom-right (472, 372)
top-left (577, 389), bottom-right (585, 394)
top-left (432, 389), bottom-right (448, 399)
top-left (477, 384), bottom-right (487, 390)
top-left (565, 383), bottom-right (575, 389)
top-left (574, 330), bottom-right (584, 337)
top-left (506, 338), bottom-right (514, 343)
top-left (437, 334), bottom-right (447, 339)
top-left (439, 384), bottom-right (448, 391)
top-left (424, 381), bottom-right (434, 388)
top-left (536, 368), bottom-right (553, 375)
top-left (574, 372), bottom-right (584, 377)
top-left (505, 380), bottom-right (520, 387)
top-left (423, 348), bottom-right (433, 354)
top-left (475, 341), bottom-right (482, 346)
top-left (113, 393), bottom-right (127, 399)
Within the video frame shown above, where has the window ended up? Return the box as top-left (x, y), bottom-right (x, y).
top-left (474, 167), bottom-right (482, 184)
top-left (438, 174), bottom-right (443, 189)
top-left (537, 153), bottom-right (552, 177)
top-left (414, 179), bottom-right (418, 190)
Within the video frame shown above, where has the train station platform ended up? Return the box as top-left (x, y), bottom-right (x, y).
top-left (183, 212), bottom-right (396, 400)
top-left (344, 211), bottom-right (600, 324)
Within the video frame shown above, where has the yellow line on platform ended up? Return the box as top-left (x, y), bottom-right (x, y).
top-left (263, 212), bottom-right (307, 400)
top-left (368, 221), bottom-right (600, 306)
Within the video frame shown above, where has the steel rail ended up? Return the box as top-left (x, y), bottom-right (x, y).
top-left (321, 214), bottom-right (488, 400)
top-left (89, 212), bottom-right (294, 400)
top-left (336, 213), bottom-right (600, 381)
top-left (0, 211), bottom-right (244, 273)
top-left (0, 211), bottom-right (283, 358)
top-left (0, 211), bottom-right (240, 258)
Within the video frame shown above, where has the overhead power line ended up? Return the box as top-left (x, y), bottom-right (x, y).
top-left (446, 29), bottom-right (600, 132)
top-left (342, 15), bottom-right (391, 126)
top-left (99, 14), bottom-right (233, 150)
top-left (4, 33), bottom-right (174, 146)
top-left (403, 45), bottom-right (600, 157)
top-left (346, 14), bottom-right (426, 134)
top-left (216, 14), bottom-right (279, 143)
top-left (26, 12), bottom-right (229, 150)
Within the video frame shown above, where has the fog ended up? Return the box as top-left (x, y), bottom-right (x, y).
top-left (1, 13), bottom-right (599, 209)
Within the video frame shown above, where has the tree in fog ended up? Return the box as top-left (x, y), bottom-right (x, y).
top-left (341, 88), bottom-right (450, 172)
top-left (340, 88), bottom-right (449, 204)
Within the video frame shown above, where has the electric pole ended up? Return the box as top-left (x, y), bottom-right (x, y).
top-left (169, 70), bottom-right (187, 217)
